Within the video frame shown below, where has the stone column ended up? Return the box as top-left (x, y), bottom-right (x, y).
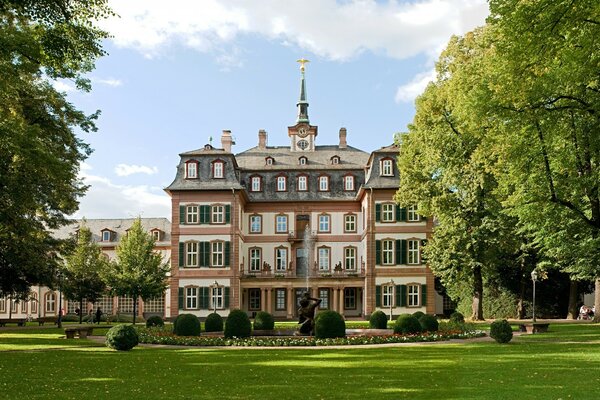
top-left (287, 287), bottom-right (294, 319)
top-left (260, 288), bottom-right (266, 311)
top-left (266, 288), bottom-right (272, 313)
top-left (338, 288), bottom-right (345, 315)
top-left (332, 288), bottom-right (338, 313)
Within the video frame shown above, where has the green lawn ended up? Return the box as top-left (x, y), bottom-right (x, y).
top-left (0, 324), bottom-right (598, 399)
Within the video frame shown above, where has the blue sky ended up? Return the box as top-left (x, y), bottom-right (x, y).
top-left (62, 0), bottom-right (489, 220)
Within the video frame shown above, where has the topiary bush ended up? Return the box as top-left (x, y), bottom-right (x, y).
top-left (315, 310), bottom-right (346, 339)
top-left (449, 311), bottom-right (465, 324)
top-left (394, 314), bottom-right (423, 335)
top-left (418, 314), bottom-right (439, 332)
top-left (369, 310), bottom-right (388, 329)
top-left (146, 315), bottom-right (164, 328)
top-left (173, 313), bottom-right (201, 336)
top-left (224, 309), bottom-right (252, 338)
top-left (253, 311), bottom-right (275, 330)
top-left (105, 324), bottom-right (139, 351)
top-left (412, 311), bottom-right (426, 320)
top-left (205, 312), bottom-right (224, 332)
top-left (490, 319), bottom-right (513, 343)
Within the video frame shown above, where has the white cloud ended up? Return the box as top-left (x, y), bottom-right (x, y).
top-left (395, 68), bottom-right (436, 103)
top-left (103, 0), bottom-right (489, 62)
top-left (114, 164), bottom-right (159, 177)
top-left (95, 78), bottom-right (123, 87)
top-left (53, 80), bottom-right (76, 92)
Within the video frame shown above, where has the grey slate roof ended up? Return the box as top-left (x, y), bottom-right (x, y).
top-left (364, 144), bottom-right (401, 189)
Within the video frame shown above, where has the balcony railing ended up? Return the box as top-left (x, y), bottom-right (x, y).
top-left (287, 230), bottom-right (317, 242)
top-left (240, 262), bottom-right (365, 279)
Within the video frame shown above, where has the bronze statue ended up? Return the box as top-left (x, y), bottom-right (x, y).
top-left (297, 292), bottom-right (322, 335)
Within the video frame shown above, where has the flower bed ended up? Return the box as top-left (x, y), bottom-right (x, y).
top-left (136, 327), bottom-right (485, 347)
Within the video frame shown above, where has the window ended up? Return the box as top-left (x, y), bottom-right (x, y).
top-left (318, 247), bottom-right (330, 271)
top-left (344, 175), bottom-right (354, 191)
top-left (382, 285), bottom-right (394, 307)
top-left (277, 176), bottom-right (287, 191)
top-left (186, 242), bottom-right (198, 267)
top-left (344, 247), bottom-right (356, 270)
top-left (11, 300), bottom-right (18, 314)
top-left (21, 300), bottom-right (27, 313)
top-left (408, 240), bottom-right (420, 264)
top-left (276, 215), bottom-right (288, 233)
top-left (265, 157), bottom-right (274, 165)
top-left (297, 140), bottom-right (308, 150)
top-left (213, 161), bottom-right (224, 178)
top-left (0, 297), bottom-right (4, 313)
top-left (344, 214), bottom-right (356, 233)
top-left (275, 289), bottom-right (286, 310)
top-left (211, 286), bottom-right (224, 309)
top-left (212, 205), bottom-right (224, 224)
top-left (97, 296), bottom-right (113, 314)
top-left (319, 289), bottom-right (329, 309)
top-left (185, 161), bottom-right (197, 179)
top-left (45, 292), bottom-right (56, 314)
top-left (102, 230), bottom-right (111, 242)
top-left (249, 215), bottom-right (262, 233)
top-left (119, 296), bottom-right (134, 313)
top-left (382, 203), bottom-right (395, 222)
top-left (30, 293), bottom-right (38, 314)
top-left (407, 205), bottom-right (420, 222)
top-left (211, 241), bottom-right (224, 267)
top-left (186, 287), bottom-right (198, 309)
top-left (249, 248), bottom-right (262, 272)
top-left (318, 214), bottom-right (330, 232)
top-left (408, 285), bottom-right (420, 307)
top-left (275, 247), bottom-right (287, 271)
top-left (318, 176), bottom-right (329, 191)
top-left (186, 205), bottom-right (199, 224)
top-left (331, 156), bottom-right (340, 164)
top-left (381, 159), bottom-right (393, 176)
top-left (344, 288), bottom-right (357, 310)
top-left (297, 176), bottom-right (308, 191)
top-left (152, 230), bottom-right (161, 241)
top-left (249, 289), bottom-right (261, 311)
top-left (299, 157), bottom-right (307, 165)
top-left (382, 240), bottom-right (394, 265)
top-left (144, 296), bottom-right (165, 313)
top-left (251, 176), bottom-right (262, 192)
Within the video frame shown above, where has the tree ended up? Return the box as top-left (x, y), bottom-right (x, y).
top-left (103, 218), bottom-right (169, 324)
top-left (62, 224), bottom-right (108, 323)
top-left (0, 1), bottom-right (112, 297)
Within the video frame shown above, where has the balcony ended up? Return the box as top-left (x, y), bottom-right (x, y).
top-left (240, 262), bottom-right (365, 280)
top-left (287, 230), bottom-right (317, 242)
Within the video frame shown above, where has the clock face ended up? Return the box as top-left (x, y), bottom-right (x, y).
top-left (297, 139), bottom-right (309, 150)
top-left (297, 127), bottom-right (308, 137)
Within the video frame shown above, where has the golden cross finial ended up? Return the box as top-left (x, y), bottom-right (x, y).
top-left (297, 58), bottom-right (310, 72)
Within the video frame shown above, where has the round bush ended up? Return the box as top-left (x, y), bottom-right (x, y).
top-left (105, 324), bottom-right (139, 351)
top-left (205, 312), bottom-right (224, 332)
top-left (418, 314), bottom-right (439, 332)
top-left (315, 310), bottom-right (346, 339)
top-left (490, 319), bottom-right (513, 343)
top-left (224, 309), bottom-right (252, 338)
top-left (253, 311), bottom-right (275, 330)
top-left (145, 315), bottom-right (164, 328)
top-left (393, 314), bottom-right (423, 335)
top-left (173, 313), bottom-right (201, 336)
top-left (449, 312), bottom-right (465, 324)
top-left (412, 311), bottom-right (426, 320)
top-left (369, 310), bottom-right (388, 329)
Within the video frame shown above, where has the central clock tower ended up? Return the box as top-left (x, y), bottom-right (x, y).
top-left (289, 58), bottom-right (318, 152)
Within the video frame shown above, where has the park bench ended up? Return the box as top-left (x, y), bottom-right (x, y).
top-left (519, 323), bottom-right (550, 334)
top-left (0, 318), bottom-right (27, 327)
top-left (36, 316), bottom-right (58, 326)
top-left (64, 325), bottom-right (95, 339)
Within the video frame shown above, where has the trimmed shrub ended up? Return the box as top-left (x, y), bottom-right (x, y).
top-left (253, 311), bottom-right (275, 330)
top-left (105, 325), bottom-right (139, 351)
top-left (418, 314), bottom-right (439, 332)
top-left (449, 312), bottom-right (465, 324)
top-left (205, 313), bottom-right (224, 332)
top-left (315, 310), bottom-right (346, 339)
top-left (394, 314), bottom-right (423, 335)
top-left (412, 311), bottom-right (426, 320)
top-left (146, 315), bottom-right (164, 328)
top-left (173, 313), bottom-right (201, 336)
top-left (490, 319), bottom-right (513, 343)
top-left (369, 310), bottom-right (388, 329)
top-left (224, 309), bottom-right (252, 338)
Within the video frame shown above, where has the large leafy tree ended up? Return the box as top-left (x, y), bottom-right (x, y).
top-left (103, 218), bottom-right (169, 324)
top-left (62, 224), bottom-right (107, 324)
top-left (0, 1), bottom-right (112, 296)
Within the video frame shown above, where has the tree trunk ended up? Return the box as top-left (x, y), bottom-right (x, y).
top-left (517, 275), bottom-right (526, 319)
top-left (594, 279), bottom-right (600, 322)
top-left (566, 278), bottom-right (578, 319)
top-left (471, 266), bottom-right (484, 320)
top-left (132, 296), bottom-right (137, 325)
top-left (79, 298), bottom-right (84, 324)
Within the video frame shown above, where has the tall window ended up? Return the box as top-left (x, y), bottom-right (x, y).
top-left (275, 248), bottom-right (287, 271)
top-left (318, 247), bottom-right (330, 271)
top-left (382, 285), bottom-right (394, 307)
top-left (212, 205), bottom-right (224, 224)
top-left (249, 289), bottom-right (261, 310)
top-left (298, 157), bottom-right (307, 165)
top-left (318, 214), bottom-right (330, 232)
top-left (0, 297), bottom-right (5, 313)
top-left (212, 286), bottom-right (224, 309)
top-left (344, 214), bottom-right (356, 232)
top-left (277, 176), bottom-right (287, 191)
top-left (319, 289), bottom-right (329, 309)
top-left (144, 296), bottom-right (165, 313)
top-left (213, 161), bottom-right (224, 178)
top-left (11, 300), bottom-right (18, 314)
top-left (344, 288), bottom-right (357, 309)
top-left (250, 215), bottom-right (262, 233)
top-left (382, 203), bottom-right (395, 222)
top-left (186, 242), bottom-right (198, 267)
top-left (382, 240), bottom-right (394, 265)
top-left (186, 162), bottom-right (197, 178)
top-left (212, 241), bottom-right (224, 267)
top-left (381, 159), bottom-right (393, 176)
top-left (319, 176), bottom-right (329, 191)
top-left (276, 215), bottom-right (288, 233)
top-left (30, 292), bottom-right (38, 314)
top-left (407, 205), bottom-right (419, 221)
top-left (251, 176), bottom-right (261, 192)
top-left (249, 248), bottom-right (261, 272)
top-left (97, 296), bottom-right (113, 314)
top-left (20, 300), bottom-right (27, 314)
top-left (408, 240), bottom-right (420, 264)
top-left (186, 205), bottom-right (198, 224)
top-left (119, 296), bottom-right (134, 313)
top-left (408, 285), bottom-right (420, 306)
top-left (152, 230), bottom-right (161, 241)
top-left (275, 289), bottom-right (286, 310)
top-left (102, 230), bottom-right (111, 242)
top-left (344, 247), bottom-right (356, 270)
top-left (297, 176), bottom-right (307, 191)
top-left (45, 292), bottom-right (56, 314)
top-left (344, 175), bottom-right (354, 191)
top-left (186, 287), bottom-right (198, 309)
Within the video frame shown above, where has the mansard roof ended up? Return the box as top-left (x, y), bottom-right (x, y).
top-left (364, 143), bottom-right (401, 189)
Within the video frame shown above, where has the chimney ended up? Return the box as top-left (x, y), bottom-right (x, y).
top-left (221, 130), bottom-right (234, 153)
top-left (258, 129), bottom-right (267, 150)
top-left (339, 127), bottom-right (347, 149)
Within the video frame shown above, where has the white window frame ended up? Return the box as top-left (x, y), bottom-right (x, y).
top-left (213, 161), bottom-right (224, 178)
top-left (30, 293), bottom-right (38, 314)
top-left (276, 215), bottom-right (288, 233)
top-left (11, 299), bottom-right (18, 314)
top-left (407, 205), bottom-right (420, 222)
top-left (0, 297), bottom-right (5, 313)
top-left (251, 176), bottom-right (261, 192)
top-left (186, 162), bottom-right (197, 179)
top-left (250, 215), bottom-right (261, 233)
top-left (186, 241), bottom-right (198, 267)
top-left (408, 240), bottom-right (420, 265)
top-left (344, 175), bottom-right (354, 191)
top-left (344, 247), bottom-right (356, 270)
top-left (249, 248), bottom-right (261, 272)
top-left (186, 205), bottom-right (199, 224)
top-left (297, 176), bottom-right (307, 191)
top-left (276, 176), bottom-right (287, 191)
top-left (319, 289), bottom-right (329, 309)
top-left (319, 176), bottom-right (329, 191)
top-left (382, 240), bottom-right (394, 265)
top-left (382, 203), bottom-right (395, 222)
top-left (299, 157), bottom-right (307, 165)
top-left (45, 292), bottom-right (56, 314)
top-left (212, 205), bottom-right (224, 224)
top-left (275, 289), bottom-right (286, 310)
top-left (152, 230), bottom-right (161, 241)
top-left (275, 248), bottom-right (287, 271)
top-left (408, 285), bottom-right (420, 307)
top-left (382, 285), bottom-right (394, 307)
top-left (186, 287), bottom-right (198, 309)
top-left (102, 231), bottom-right (111, 242)
top-left (318, 247), bottom-right (330, 271)
top-left (211, 241), bottom-right (224, 267)
top-left (381, 159), bottom-right (393, 176)
top-left (344, 214), bottom-right (356, 232)
top-left (211, 286), bottom-right (224, 310)
top-left (318, 214), bottom-right (330, 232)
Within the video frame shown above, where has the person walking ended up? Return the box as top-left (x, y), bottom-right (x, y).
top-left (95, 307), bottom-right (102, 325)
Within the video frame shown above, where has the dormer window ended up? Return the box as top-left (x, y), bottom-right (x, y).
top-left (151, 229), bottom-right (163, 241)
top-left (101, 229), bottom-right (114, 242)
top-left (331, 156), bottom-right (340, 165)
top-left (381, 158), bottom-right (394, 176)
top-left (299, 156), bottom-right (307, 165)
top-left (276, 176), bottom-right (287, 192)
top-left (185, 160), bottom-right (198, 179)
top-left (212, 160), bottom-right (224, 178)
top-left (344, 175), bottom-right (355, 191)
top-left (250, 176), bottom-right (262, 192)
top-left (204, 144), bottom-right (213, 150)
top-left (318, 175), bottom-right (329, 191)
top-left (265, 157), bottom-right (274, 166)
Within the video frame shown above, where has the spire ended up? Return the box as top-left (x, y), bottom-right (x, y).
top-left (296, 58), bottom-right (310, 124)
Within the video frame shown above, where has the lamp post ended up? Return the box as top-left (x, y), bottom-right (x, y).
top-left (57, 270), bottom-right (63, 328)
top-left (213, 280), bottom-right (219, 314)
top-left (531, 270), bottom-right (538, 323)
top-left (389, 279), bottom-right (395, 321)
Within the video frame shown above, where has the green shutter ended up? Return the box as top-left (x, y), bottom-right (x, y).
top-left (224, 241), bottom-right (231, 266)
top-left (398, 285), bottom-right (407, 307)
top-left (395, 240), bottom-right (402, 265)
top-left (178, 287), bottom-right (184, 309)
top-left (421, 285), bottom-right (427, 306)
top-left (400, 240), bottom-right (407, 265)
top-left (375, 286), bottom-right (381, 307)
top-left (179, 205), bottom-right (186, 224)
top-left (200, 205), bottom-right (210, 224)
top-left (395, 205), bottom-right (401, 222)
top-left (224, 287), bottom-right (230, 308)
top-left (375, 203), bottom-right (381, 222)
top-left (225, 205), bottom-right (231, 223)
top-left (199, 287), bottom-right (210, 309)
top-left (400, 207), bottom-right (407, 221)
top-left (375, 240), bottom-right (381, 265)
top-left (200, 242), bottom-right (210, 267)
top-left (178, 243), bottom-right (184, 267)
top-left (421, 240), bottom-right (428, 263)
